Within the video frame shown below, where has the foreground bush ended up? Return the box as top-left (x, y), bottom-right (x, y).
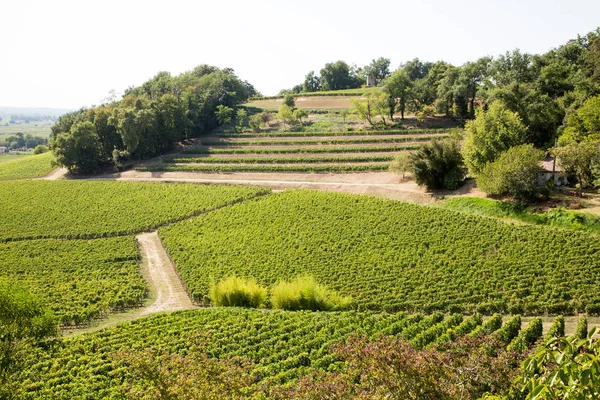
top-left (477, 144), bottom-right (543, 203)
top-left (270, 335), bottom-right (522, 400)
top-left (271, 276), bottom-right (351, 311)
top-left (209, 276), bottom-right (267, 308)
top-left (411, 139), bottom-right (465, 190)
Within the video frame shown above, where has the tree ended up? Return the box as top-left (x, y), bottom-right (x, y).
top-left (320, 60), bottom-right (361, 91)
top-left (555, 139), bottom-right (600, 197)
top-left (283, 94), bottom-right (296, 109)
top-left (248, 114), bottom-right (263, 132)
top-left (477, 144), bottom-right (544, 203)
top-left (236, 109), bottom-right (247, 132)
top-left (0, 281), bottom-right (57, 398)
top-left (364, 57), bottom-right (391, 85)
top-left (116, 109), bottom-right (140, 155)
top-left (351, 93), bottom-right (389, 127)
top-left (411, 139), bottom-right (466, 190)
top-left (385, 70), bottom-right (412, 119)
top-left (33, 144), bottom-right (48, 154)
top-left (52, 121), bottom-right (103, 173)
top-left (560, 94), bottom-right (600, 144)
top-left (389, 152), bottom-right (413, 179)
top-left (462, 102), bottom-right (529, 175)
top-left (302, 71), bottom-right (321, 92)
top-left (293, 108), bottom-right (308, 125)
top-left (277, 104), bottom-right (296, 128)
top-left (215, 104), bottom-right (234, 126)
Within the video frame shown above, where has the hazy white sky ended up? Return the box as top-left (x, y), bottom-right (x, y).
top-left (2, 0), bottom-right (599, 109)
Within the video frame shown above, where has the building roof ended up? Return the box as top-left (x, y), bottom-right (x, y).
top-left (540, 155), bottom-right (563, 172)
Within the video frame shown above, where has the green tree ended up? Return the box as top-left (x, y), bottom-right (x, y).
top-left (248, 114), bottom-right (263, 132)
top-left (33, 144), bottom-right (48, 154)
top-left (236, 109), bottom-right (247, 132)
top-left (302, 71), bottom-right (321, 92)
top-left (320, 60), bottom-right (361, 91)
top-left (215, 105), bottom-right (234, 126)
top-left (555, 139), bottom-right (600, 197)
top-left (477, 144), bottom-right (544, 203)
top-left (293, 108), bottom-right (308, 125)
top-left (411, 139), bottom-right (466, 190)
top-left (351, 93), bottom-right (389, 126)
top-left (463, 102), bottom-right (528, 175)
top-left (277, 104), bottom-right (296, 128)
top-left (364, 57), bottom-right (391, 85)
top-left (283, 94), bottom-right (296, 109)
top-left (385, 70), bottom-right (412, 119)
top-left (52, 121), bottom-right (103, 173)
top-left (0, 281), bottom-right (57, 398)
top-left (560, 94), bottom-right (600, 144)
top-left (389, 152), bottom-right (413, 179)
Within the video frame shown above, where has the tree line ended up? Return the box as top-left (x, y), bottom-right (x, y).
top-left (50, 65), bottom-right (258, 173)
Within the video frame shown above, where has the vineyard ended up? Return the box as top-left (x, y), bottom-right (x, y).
top-left (0, 151), bottom-right (55, 180)
top-left (20, 307), bottom-right (552, 398)
top-left (139, 126), bottom-right (449, 174)
top-left (0, 236), bottom-right (144, 325)
top-left (0, 181), bottom-right (268, 241)
top-left (159, 190), bottom-right (600, 315)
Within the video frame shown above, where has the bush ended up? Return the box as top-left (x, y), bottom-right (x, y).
top-left (209, 276), bottom-right (267, 308)
top-left (411, 139), bottom-right (465, 190)
top-left (493, 315), bottom-right (521, 344)
top-left (507, 317), bottom-right (543, 353)
top-left (271, 276), bottom-right (351, 311)
top-left (33, 145), bottom-right (48, 154)
top-left (389, 152), bottom-right (413, 179)
top-left (283, 94), bottom-right (296, 108)
top-left (476, 144), bottom-right (544, 203)
top-left (546, 315), bottom-right (565, 338)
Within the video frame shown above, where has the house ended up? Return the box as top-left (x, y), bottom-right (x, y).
top-left (366, 75), bottom-right (376, 87)
top-left (0, 146), bottom-right (8, 154)
top-left (537, 155), bottom-right (568, 187)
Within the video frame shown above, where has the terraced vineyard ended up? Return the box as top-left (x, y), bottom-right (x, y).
top-left (0, 151), bottom-right (55, 180)
top-left (140, 128), bottom-right (449, 174)
top-left (159, 190), bottom-right (600, 314)
top-left (0, 236), bottom-right (144, 325)
top-left (0, 180), bottom-right (268, 241)
top-left (20, 308), bottom-right (540, 398)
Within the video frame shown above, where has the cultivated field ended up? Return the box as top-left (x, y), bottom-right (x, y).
top-left (0, 151), bottom-right (55, 180)
top-left (159, 190), bottom-right (600, 315)
top-left (21, 308), bottom-right (550, 398)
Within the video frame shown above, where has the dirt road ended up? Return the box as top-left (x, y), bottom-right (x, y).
top-left (137, 232), bottom-right (195, 315)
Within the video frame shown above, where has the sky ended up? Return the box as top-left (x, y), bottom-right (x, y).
top-left (2, 0), bottom-right (600, 109)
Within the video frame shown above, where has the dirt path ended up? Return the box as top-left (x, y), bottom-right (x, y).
top-left (137, 232), bottom-right (195, 314)
top-left (43, 167), bottom-right (68, 180)
top-left (64, 231), bottom-right (195, 336)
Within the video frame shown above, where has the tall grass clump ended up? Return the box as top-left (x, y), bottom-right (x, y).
top-left (209, 276), bottom-right (267, 308)
top-left (271, 276), bottom-right (352, 311)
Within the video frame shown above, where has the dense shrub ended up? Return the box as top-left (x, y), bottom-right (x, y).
top-left (270, 276), bottom-right (351, 311)
top-left (477, 144), bottom-right (544, 203)
top-left (411, 139), bottom-right (465, 190)
top-left (494, 315), bottom-right (521, 344)
top-left (209, 276), bottom-right (267, 308)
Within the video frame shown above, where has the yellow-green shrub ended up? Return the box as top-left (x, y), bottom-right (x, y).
top-left (209, 276), bottom-right (266, 308)
top-left (271, 276), bottom-right (351, 311)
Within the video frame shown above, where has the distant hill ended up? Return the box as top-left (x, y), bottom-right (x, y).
top-left (0, 106), bottom-right (74, 119)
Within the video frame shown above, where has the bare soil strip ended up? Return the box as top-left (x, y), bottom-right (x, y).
top-left (64, 231), bottom-right (196, 336)
top-left (42, 167), bottom-right (68, 180)
top-left (137, 232), bottom-right (195, 315)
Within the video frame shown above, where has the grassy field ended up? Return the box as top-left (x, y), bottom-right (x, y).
top-left (159, 190), bottom-right (600, 314)
top-left (0, 151), bottom-right (55, 180)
